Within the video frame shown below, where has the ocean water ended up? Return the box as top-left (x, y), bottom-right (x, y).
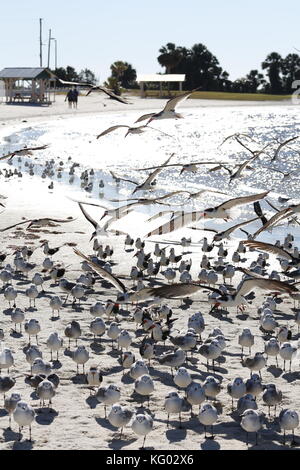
top-left (1, 104), bottom-right (300, 244)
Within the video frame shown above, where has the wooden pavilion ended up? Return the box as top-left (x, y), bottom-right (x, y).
top-left (0, 67), bottom-right (56, 105)
top-left (136, 74), bottom-right (186, 97)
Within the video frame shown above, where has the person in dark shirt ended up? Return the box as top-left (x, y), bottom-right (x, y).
top-left (65, 89), bottom-right (74, 108)
top-left (72, 87), bottom-right (79, 108)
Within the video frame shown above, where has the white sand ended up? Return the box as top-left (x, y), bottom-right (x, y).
top-left (0, 95), bottom-right (299, 451)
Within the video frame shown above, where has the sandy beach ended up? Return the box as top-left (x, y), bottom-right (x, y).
top-left (0, 94), bottom-right (299, 451)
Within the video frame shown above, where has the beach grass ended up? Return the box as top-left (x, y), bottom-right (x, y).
top-left (128, 89), bottom-right (292, 101)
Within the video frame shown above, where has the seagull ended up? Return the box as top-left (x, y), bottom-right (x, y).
top-left (96, 122), bottom-right (174, 139)
top-left (212, 217), bottom-right (260, 242)
top-left (77, 203), bottom-right (130, 240)
top-left (270, 136), bottom-right (298, 162)
top-left (206, 276), bottom-right (298, 312)
top-left (13, 401), bottom-right (35, 441)
top-left (242, 240), bottom-right (300, 267)
top-left (134, 88), bottom-right (200, 123)
top-left (131, 413), bottom-right (153, 449)
top-left (134, 161), bottom-right (230, 174)
top-left (109, 154), bottom-right (175, 194)
top-left (279, 409), bottom-right (299, 446)
top-left (86, 85), bottom-right (131, 104)
top-left (0, 144), bottom-right (49, 161)
top-left (146, 191), bottom-right (269, 237)
top-left (107, 404), bottom-right (133, 439)
top-left (240, 409), bottom-right (264, 447)
top-left (198, 402), bottom-right (218, 439)
top-left (0, 217), bottom-right (75, 233)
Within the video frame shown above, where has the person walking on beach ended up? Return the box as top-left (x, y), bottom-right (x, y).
top-left (65, 89), bottom-right (74, 108)
top-left (72, 87), bottom-right (79, 109)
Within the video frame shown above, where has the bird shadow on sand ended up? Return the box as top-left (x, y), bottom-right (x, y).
top-left (282, 371), bottom-right (300, 382)
top-left (12, 439), bottom-right (34, 450)
top-left (51, 359), bottom-right (62, 369)
top-left (3, 307), bottom-right (13, 316)
top-left (121, 374), bottom-right (134, 384)
top-left (208, 310), bottom-right (234, 324)
top-left (9, 330), bottom-right (23, 338)
top-left (165, 427), bottom-right (187, 442)
top-left (200, 438), bottom-right (221, 450)
top-left (95, 416), bottom-right (116, 431)
top-left (0, 409), bottom-right (7, 418)
top-left (267, 365), bottom-right (283, 378)
top-left (35, 409), bottom-right (58, 424)
top-left (70, 374), bottom-right (87, 385)
top-left (108, 437), bottom-right (137, 450)
top-left (90, 341), bottom-right (106, 354)
top-left (2, 425), bottom-right (15, 440)
top-left (86, 395), bottom-right (98, 409)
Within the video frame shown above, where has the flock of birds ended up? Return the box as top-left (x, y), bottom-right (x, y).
top-left (1, 87), bottom-right (300, 450)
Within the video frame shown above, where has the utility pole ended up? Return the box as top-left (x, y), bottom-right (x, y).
top-left (47, 28), bottom-right (51, 69)
top-left (51, 37), bottom-right (57, 69)
top-left (39, 18), bottom-right (43, 67)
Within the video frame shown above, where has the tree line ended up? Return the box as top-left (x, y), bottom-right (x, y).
top-left (52, 44), bottom-right (300, 95)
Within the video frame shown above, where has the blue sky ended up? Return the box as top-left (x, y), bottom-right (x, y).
top-left (1, 0), bottom-right (299, 83)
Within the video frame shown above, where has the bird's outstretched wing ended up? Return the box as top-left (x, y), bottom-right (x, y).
top-left (86, 86), bottom-right (130, 104)
top-left (96, 125), bottom-right (130, 139)
top-left (146, 211), bottom-right (202, 237)
top-left (78, 203), bottom-right (98, 229)
top-left (218, 191), bottom-right (269, 211)
top-left (238, 277), bottom-right (298, 297)
top-left (242, 240), bottom-right (294, 261)
top-left (0, 144), bottom-right (49, 161)
top-left (58, 79), bottom-right (93, 86)
top-left (252, 207), bottom-right (294, 239)
top-left (73, 249), bottom-right (126, 293)
top-left (271, 136), bottom-right (298, 162)
top-left (163, 87), bottom-right (200, 112)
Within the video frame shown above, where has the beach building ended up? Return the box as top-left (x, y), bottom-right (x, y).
top-left (0, 67), bottom-right (56, 105)
top-left (136, 74), bottom-right (185, 97)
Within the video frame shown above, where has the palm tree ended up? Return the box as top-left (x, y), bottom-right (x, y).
top-left (262, 52), bottom-right (283, 94)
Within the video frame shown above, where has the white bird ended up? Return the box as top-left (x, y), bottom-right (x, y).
top-left (107, 322), bottom-right (121, 348)
top-left (95, 384), bottom-right (121, 417)
top-left (279, 342), bottom-right (297, 371)
top-left (279, 409), bottom-right (299, 446)
top-left (13, 401), bottom-right (35, 441)
top-left (89, 317), bottom-right (106, 339)
top-left (25, 285), bottom-right (39, 308)
top-left (108, 404), bottom-right (133, 439)
top-left (46, 332), bottom-right (63, 361)
top-left (131, 412), bottom-right (153, 449)
top-left (73, 345), bottom-right (89, 374)
top-left (173, 367), bottom-right (192, 389)
top-left (24, 319), bottom-right (41, 345)
top-left (135, 88), bottom-right (199, 123)
top-left (227, 377), bottom-right (247, 410)
top-left (240, 409), bottom-right (264, 446)
top-left (37, 379), bottom-right (56, 407)
top-left (129, 360), bottom-right (149, 380)
top-left (117, 330), bottom-right (132, 351)
top-left (49, 296), bottom-right (63, 318)
top-left (238, 328), bottom-right (255, 357)
top-left (164, 391), bottom-right (184, 428)
top-left (198, 402), bottom-right (218, 439)
top-left (10, 308), bottom-right (25, 333)
top-left (4, 392), bottom-right (21, 427)
top-left (146, 192), bottom-right (269, 237)
top-left (203, 376), bottom-right (221, 400)
top-left (134, 375), bottom-right (154, 407)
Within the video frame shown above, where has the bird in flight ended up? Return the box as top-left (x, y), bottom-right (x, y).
top-left (146, 191), bottom-right (269, 237)
top-left (109, 154), bottom-right (175, 194)
top-left (0, 217), bottom-right (75, 232)
top-left (0, 144), bottom-right (49, 161)
top-left (96, 123), bottom-right (174, 139)
top-left (134, 88), bottom-right (200, 124)
top-left (77, 203), bottom-right (130, 240)
top-left (86, 86), bottom-right (131, 104)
